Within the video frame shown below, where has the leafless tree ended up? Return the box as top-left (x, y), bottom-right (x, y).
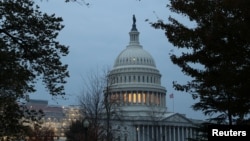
top-left (79, 69), bottom-right (106, 141)
top-left (78, 67), bottom-right (120, 141)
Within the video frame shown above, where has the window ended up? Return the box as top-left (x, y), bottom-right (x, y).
top-left (142, 93), bottom-right (146, 104)
top-left (128, 93), bottom-right (132, 103)
top-left (138, 93), bottom-right (141, 103)
top-left (133, 93), bottom-right (136, 103)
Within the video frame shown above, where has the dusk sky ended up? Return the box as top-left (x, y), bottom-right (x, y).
top-left (31, 0), bottom-right (207, 120)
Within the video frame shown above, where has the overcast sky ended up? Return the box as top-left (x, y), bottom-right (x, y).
top-left (31, 0), bottom-right (207, 120)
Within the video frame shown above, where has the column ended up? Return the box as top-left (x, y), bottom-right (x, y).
top-left (160, 93), bottom-right (163, 107)
top-left (132, 92), bottom-right (134, 105)
top-left (123, 91), bottom-right (128, 105)
top-left (173, 126), bottom-right (175, 141)
top-left (158, 93), bottom-right (160, 106)
top-left (142, 125), bottom-right (144, 141)
top-left (190, 127), bottom-right (193, 139)
top-left (146, 91), bottom-right (149, 105)
top-left (182, 127), bottom-right (185, 141)
top-left (119, 91), bottom-right (122, 105)
top-left (160, 126), bottom-right (162, 141)
top-left (147, 125), bottom-right (149, 141)
top-left (185, 127), bottom-right (188, 141)
top-left (152, 125), bottom-right (154, 141)
top-left (169, 126), bottom-right (171, 141)
top-left (137, 125), bottom-right (140, 141)
top-left (164, 126), bottom-right (167, 141)
top-left (136, 91), bottom-right (138, 104)
top-left (163, 93), bottom-right (165, 106)
top-left (134, 126), bottom-right (137, 141)
top-left (177, 126), bottom-right (180, 141)
top-left (156, 126), bottom-right (158, 141)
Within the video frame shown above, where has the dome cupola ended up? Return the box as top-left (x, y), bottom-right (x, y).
top-left (107, 15), bottom-right (167, 113)
top-left (113, 15), bottom-right (156, 69)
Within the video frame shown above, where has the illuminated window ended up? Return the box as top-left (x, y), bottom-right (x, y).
top-left (128, 93), bottom-right (132, 103)
top-left (133, 93), bottom-right (136, 103)
top-left (138, 93), bottom-right (141, 103)
top-left (142, 93), bottom-right (146, 104)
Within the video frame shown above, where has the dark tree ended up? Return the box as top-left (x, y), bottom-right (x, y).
top-left (0, 0), bottom-right (69, 139)
top-left (65, 120), bottom-right (86, 141)
top-left (65, 120), bottom-right (98, 141)
top-left (26, 126), bottom-right (55, 141)
top-left (151, 0), bottom-right (250, 125)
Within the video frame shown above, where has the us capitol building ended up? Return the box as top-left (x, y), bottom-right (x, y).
top-left (104, 15), bottom-right (203, 141)
top-left (25, 16), bottom-right (203, 141)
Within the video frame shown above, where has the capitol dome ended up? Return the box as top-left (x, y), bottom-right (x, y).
top-left (113, 42), bottom-right (156, 68)
top-left (106, 15), bottom-right (167, 113)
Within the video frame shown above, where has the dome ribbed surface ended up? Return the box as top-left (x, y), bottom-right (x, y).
top-left (113, 45), bottom-right (156, 68)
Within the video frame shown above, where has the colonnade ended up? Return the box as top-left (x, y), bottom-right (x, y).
top-left (109, 91), bottom-right (166, 106)
top-left (131, 125), bottom-right (196, 141)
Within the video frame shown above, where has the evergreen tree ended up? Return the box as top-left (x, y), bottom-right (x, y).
top-left (152, 0), bottom-right (250, 125)
top-left (0, 0), bottom-right (69, 139)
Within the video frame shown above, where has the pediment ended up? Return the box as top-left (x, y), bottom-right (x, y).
top-left (162, 113), bottom-right (193, 123)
